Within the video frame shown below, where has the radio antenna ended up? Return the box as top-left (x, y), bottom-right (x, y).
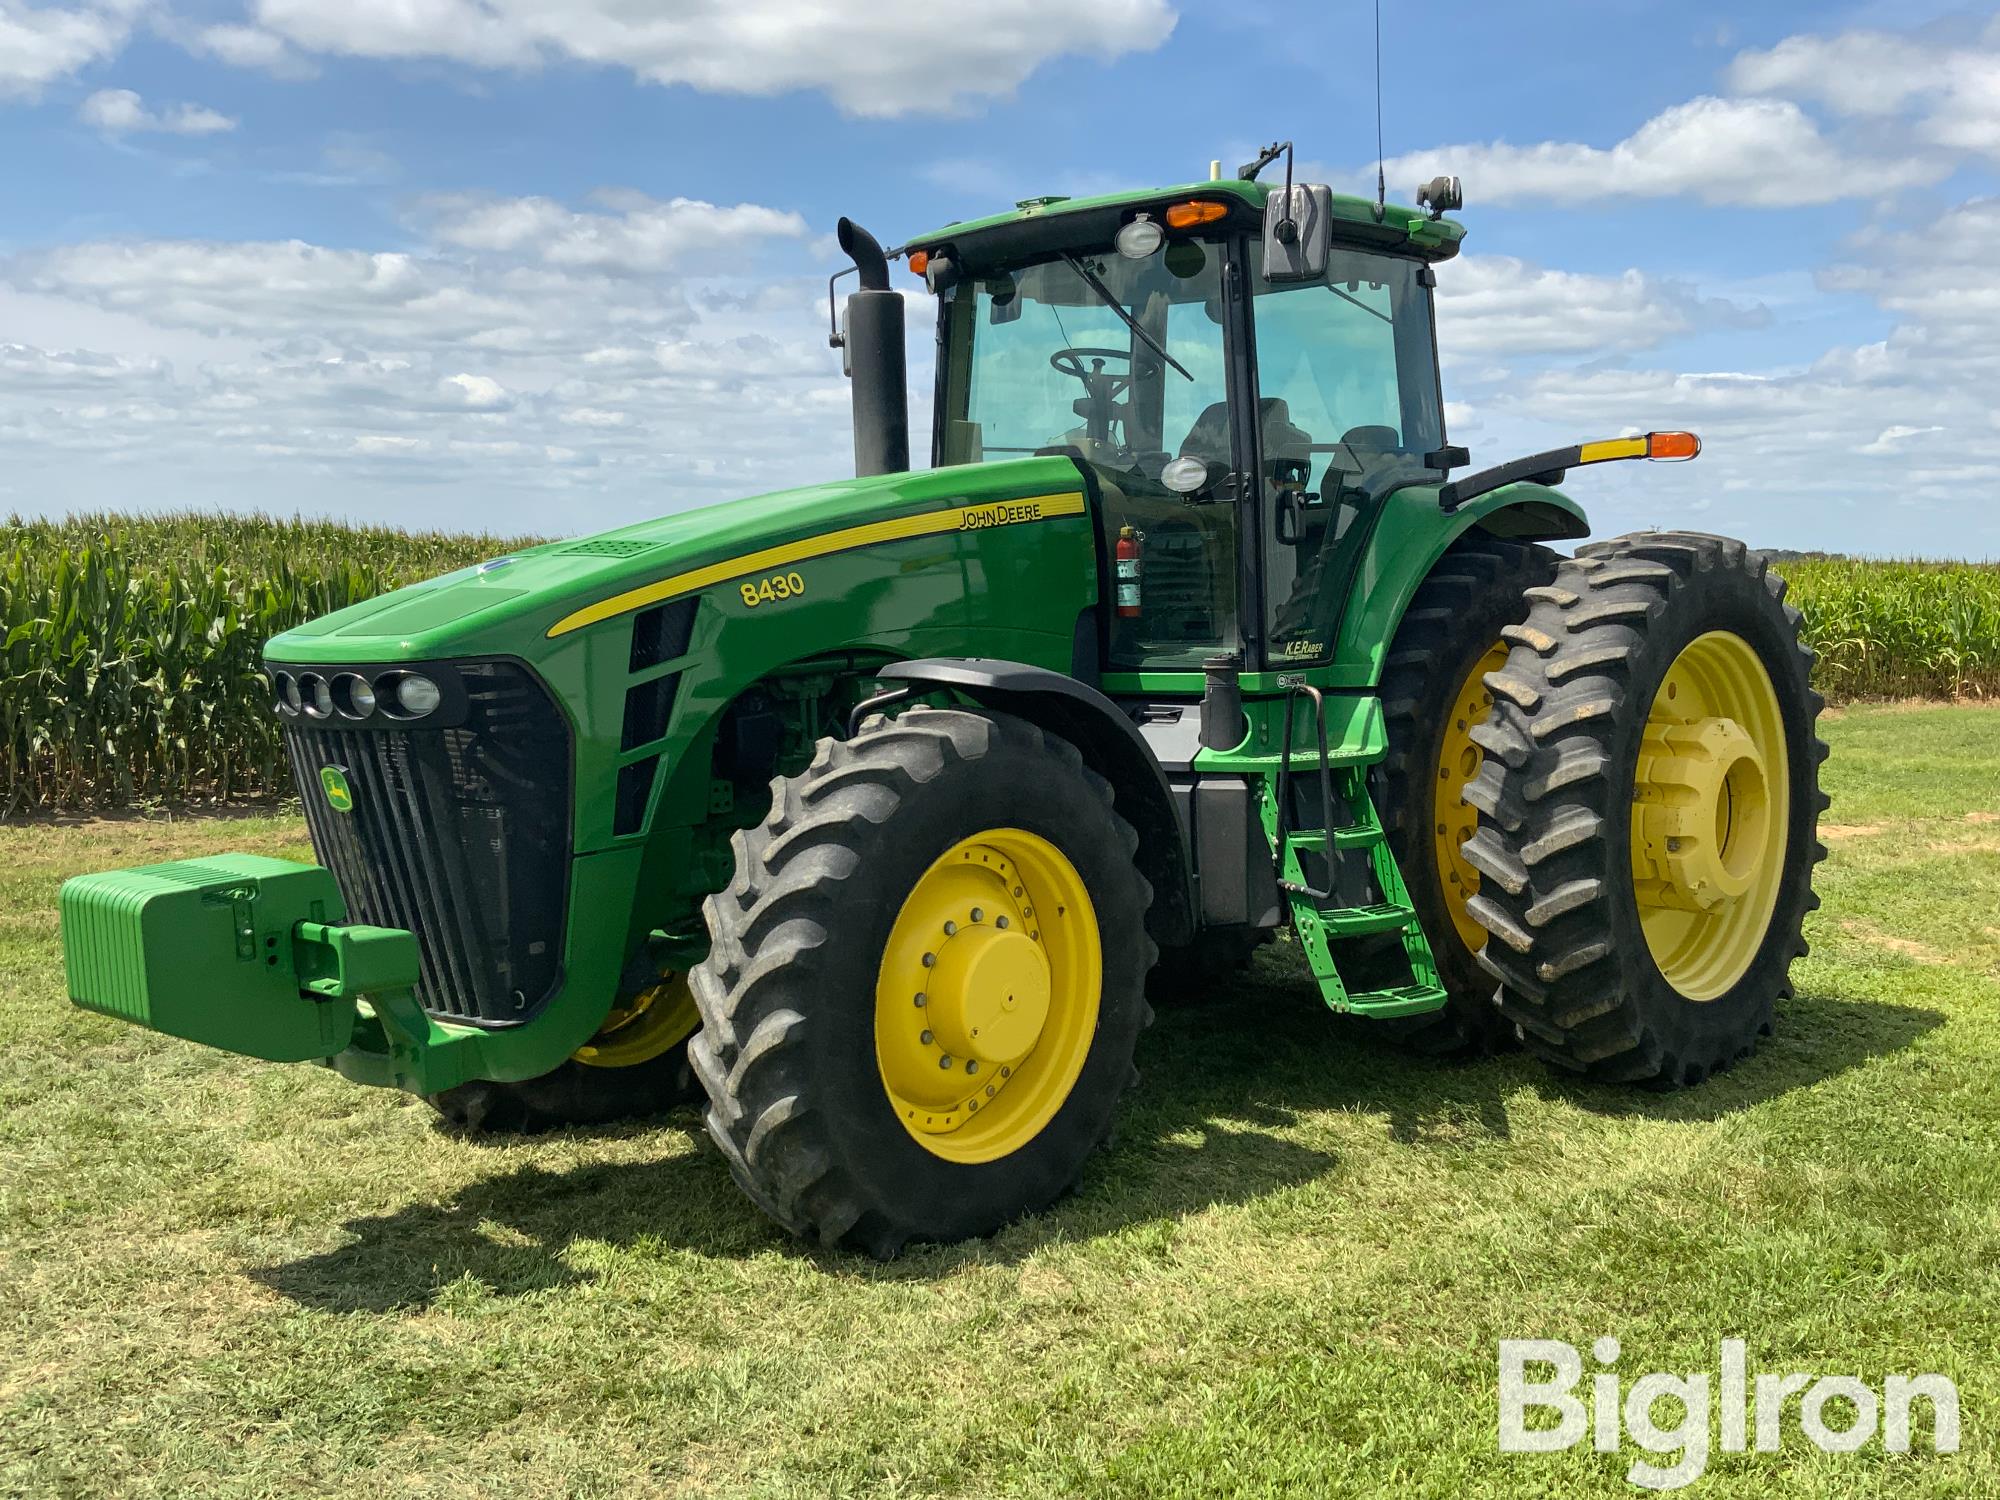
top-left (1373, 0), bottom-right (1386, 221)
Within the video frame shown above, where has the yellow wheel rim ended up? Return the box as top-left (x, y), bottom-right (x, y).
top-left (1434, 640), bottom-right (1507, 952)
top-left (875, 828), bottom-right (1101, 1164)
top-left (572, 972), bottom-right (700, 1068)
top-left (1631, 630), bottom-right (1790, 1001)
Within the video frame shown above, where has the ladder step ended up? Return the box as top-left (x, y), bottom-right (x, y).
top-left (1284, 825), bottom-right (1382, 854)
top-left (1346, 983), bottom-right (1449, 1018)
top-left (1313, 902), bottom-right (1417, 938)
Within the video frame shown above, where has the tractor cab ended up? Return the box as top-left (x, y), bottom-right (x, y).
top-left (908, 175), bottom-right (1461, 675)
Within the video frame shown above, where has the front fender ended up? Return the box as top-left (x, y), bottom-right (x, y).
top-left (1328, 482), bottom-right (1588, 686)
top-left (877, 658), bottom-right (1196, 947)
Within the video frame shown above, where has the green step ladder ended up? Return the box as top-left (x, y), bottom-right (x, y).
top-left (1262, 681), bottom-right (1448, 1019)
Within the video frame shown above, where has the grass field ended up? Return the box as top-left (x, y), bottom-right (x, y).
top-left (2, 703), bottom-right (1997, 1498)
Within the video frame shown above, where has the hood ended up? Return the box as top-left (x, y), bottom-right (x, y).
top-left (265, 455), bottom-right (1083, 665)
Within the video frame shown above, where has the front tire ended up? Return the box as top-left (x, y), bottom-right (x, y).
top-left (689, 706), bottom-right (1155, 1256)
top-left (1461, 532), bottom-right (1828, 1086)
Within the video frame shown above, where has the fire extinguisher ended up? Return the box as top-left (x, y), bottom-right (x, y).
top-left (1115, 525), bottom-right (1142, 619)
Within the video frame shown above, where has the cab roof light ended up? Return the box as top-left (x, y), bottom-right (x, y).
top-left (1164, 199), bottom-right (1229, 230)
top-left (906, 250), bottom-right (930, 277)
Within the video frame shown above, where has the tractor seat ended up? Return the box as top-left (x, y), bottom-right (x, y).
top-left (1178, 398), bottom-right (1314, 472)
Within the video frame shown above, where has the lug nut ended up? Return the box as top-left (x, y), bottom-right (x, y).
top-left (996, 916), bottom-right (1009, 929)
top-left (922, 952), bottom-right (935, 967)
top-left (914, 992), bottom-right (927, 1007)
top-left (970, 908), bottom-right (983, 922)
top-left (966, 1060), bottom-right (979, 1075)
top-left (939, 1054), bottom-right (955, 1069)
top-left (920, 1030), bottom-right (935, 1045)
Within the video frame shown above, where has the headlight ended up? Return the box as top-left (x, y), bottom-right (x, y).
top-left (1161, 454), bottom-right (1211, 494)
top-left (1115, 215), bottom-right (1163, 259)
top-left (333, 672), bottom-right (377, 719)
top-left (301, 674), bottom-right (334, 719)
top-left (392, 673), bottom-right (442, 718)
top-left (274, 671), bottom-right (301, 715)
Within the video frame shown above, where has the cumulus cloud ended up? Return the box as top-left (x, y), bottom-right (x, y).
top-left (417, 191), bottom-right (808, 275)
top-left (1381, 96), bottom-right (1944, 208)
top-left (0, 186), bottom-right (901, 529)
top-left (1728, 17), bottom-right (2000, 159)
top-left (79, 87), bottom-right (237, 135)
top-left (0, 0), bottom-right (141, 98)
top-left (210, 0), bottom-right (1175, 116)
top-left (1433, 256), bottom-right (1767, 359)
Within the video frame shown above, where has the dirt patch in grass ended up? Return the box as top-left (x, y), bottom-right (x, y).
top-left (1820, 823), bottom-right (1885, 839)
top-left (1839, 918), bottom-right (1953, 965)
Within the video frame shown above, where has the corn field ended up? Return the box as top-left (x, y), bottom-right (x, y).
top-left (3, 516), bottom-right (1997, 813)
top-left (3, 513), bottom-right (533, 814)
top-left (1784, 557), bottom-right (2000, 702)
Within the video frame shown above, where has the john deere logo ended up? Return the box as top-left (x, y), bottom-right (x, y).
top-left (319, 765), bottom-right (354, 814)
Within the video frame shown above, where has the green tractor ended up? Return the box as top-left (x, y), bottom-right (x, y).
top-left (59, 152), bottom-right (1827, 1256)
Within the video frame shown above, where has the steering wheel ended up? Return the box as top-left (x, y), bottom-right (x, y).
top-left (1049, 347), bottom-right (1135, 447)
top-left (1049, 346), bottom-right (1134, 393)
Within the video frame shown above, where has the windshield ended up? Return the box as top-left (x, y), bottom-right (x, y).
top-left (948, 242), bottom-right (1229, 475)
top-left (942, 238), bottom-right (1240, 670)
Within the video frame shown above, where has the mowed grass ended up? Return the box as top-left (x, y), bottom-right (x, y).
top-left (3, 707), bottom-right (1998, 1499)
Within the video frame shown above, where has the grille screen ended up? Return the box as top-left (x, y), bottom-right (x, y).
top-left (284, 662), bottom-right (571, 1027)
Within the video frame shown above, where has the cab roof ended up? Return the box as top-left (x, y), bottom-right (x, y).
top-left (901, 177), bottom-right (1465, 269)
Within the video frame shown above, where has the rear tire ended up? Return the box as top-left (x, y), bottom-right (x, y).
top-left (1461, 532), bottom-right (1828, 1086)
top-left (689, 706), bottom-right (1155, 1256)
top-left (1373, 532), bottom-right (1557, 1052)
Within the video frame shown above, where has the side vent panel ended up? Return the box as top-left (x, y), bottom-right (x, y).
top-left (614, 756), bottom-right (660, 837)
top-left (620, 673), bottom-right (680, 751)
top-left (630, 598), bottom-right (697, 671)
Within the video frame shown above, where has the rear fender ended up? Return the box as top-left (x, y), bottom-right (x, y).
top-left (1331, 485), bottom-right (1588, 686)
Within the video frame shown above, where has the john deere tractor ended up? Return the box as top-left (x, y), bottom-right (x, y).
top-left (60, 152), bottom-right (1826, 1255)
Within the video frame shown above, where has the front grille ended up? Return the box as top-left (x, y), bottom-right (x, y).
top-left (283, 661), bottom-right (572, 1027)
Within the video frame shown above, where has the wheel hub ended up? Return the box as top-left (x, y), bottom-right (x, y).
top-left (1634, 715), bottom-right (1771, 913)
top-left (1627, 630), bottom-right (1792, 1002)
top-left (926, 923), bottom-right (1051, 1063)
top-left (874, 828), bottom-right (1101, 1162)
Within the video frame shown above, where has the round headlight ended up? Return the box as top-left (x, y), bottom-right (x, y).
top-left (301, 674), bottom-right (334, 719)
top-left (1161, 454), bottom-right (1211, 494)
top-left (333, 672), bottom-right (377, 718)
top-left (274, 670), bottom-right (301, 715)
top-left (1115, 215), bottom-right (1164, 260)
top-left (394, 673), bottom-right (443, 718)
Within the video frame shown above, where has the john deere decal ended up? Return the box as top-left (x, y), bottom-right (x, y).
top-left (319, 764), bottom-right (354, 814)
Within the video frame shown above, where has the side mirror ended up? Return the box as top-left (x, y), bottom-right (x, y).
top-left (1263, 183), bottom-right (1332, 283)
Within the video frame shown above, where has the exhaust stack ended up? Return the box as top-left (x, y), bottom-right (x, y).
top-left (835, 217), bottom-right (910, 478)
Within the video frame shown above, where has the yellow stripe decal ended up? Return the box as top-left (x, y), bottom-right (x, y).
top-left (1577, 436), bottom-right (1649, 464)
top-left (547, 490), bottom-right (1088, 638)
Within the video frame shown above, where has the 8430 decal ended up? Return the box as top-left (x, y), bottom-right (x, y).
top-left (738, 571), bottom-right (806, 608)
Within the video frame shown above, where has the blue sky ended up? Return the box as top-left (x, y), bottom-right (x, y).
top-left (3, 0), bottom-right (1999, 556)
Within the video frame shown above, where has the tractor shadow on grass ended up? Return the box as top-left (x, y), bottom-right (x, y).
top-left (255, 948), bottom-right (1940, 1307)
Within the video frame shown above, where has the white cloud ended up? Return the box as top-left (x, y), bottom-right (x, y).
top-left (418, 192), bottom-right (807, 275)
top-left (79, 87), bottom-right (237, 135)
top-left (190, 21), bottom-right (312, 75)
top-left (233, 0), bottom-right (1176, 116)
top-left (0, 186), bottom-right (907, 532)
top-left (0, 0), bottom-right (141, 98)
top-left (1728, 18), bottom-right (2000, 159)
top-left (1434, 256), bottom-right (1752, 358)
top-left (1382, 96), bottom-right (1943, 208)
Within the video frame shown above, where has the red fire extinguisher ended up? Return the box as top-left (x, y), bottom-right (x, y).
top-left (1115, 525), bottom-right (1142, 619)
